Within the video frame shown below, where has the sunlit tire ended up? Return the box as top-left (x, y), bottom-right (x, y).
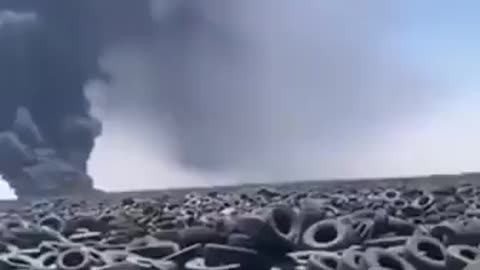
top-left (339, 248), bottom-right (364, 270)
top-left (57, 248), bottom-right (91, 270)
top-left (302, 219), bottom-right (353, 251)
top-left (178, 226), bottom-right (224, 247)
top-left (235, 204), bottom-right (298, 253)
top-left (446, 245), bottom-right (480, 270)
top-left (306, 251), bottom-right (341, 270)
top-left (185, 257), bottom-right (240, 270)
top-left (161, 243), bottom-right (202, 268)
top-left (38, 214), bottom-right (66, 233)
top-left (404, 236), bottom-right (447, 270)
top-left (360, 248), bottom-right (415, 270)
top-left (204, 243), bottom-right (269, 270)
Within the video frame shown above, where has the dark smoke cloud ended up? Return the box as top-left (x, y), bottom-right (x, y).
top-left (90, 0), bottom-right (442, 189)
top-left (0, 1), bottom-right (448, 195)
top-left (0, 3), bottom-right (97, 167)
top-left (0, 0), bottom-right (155, 196)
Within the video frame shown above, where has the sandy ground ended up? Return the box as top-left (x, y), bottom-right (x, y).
top-left (0, 172), bottom-right (478, 209)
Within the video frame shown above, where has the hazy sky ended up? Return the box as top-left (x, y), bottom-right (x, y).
top-left (1, 1), bottom-right (479, 199)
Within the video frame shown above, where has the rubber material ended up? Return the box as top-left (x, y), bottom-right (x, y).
top-left (446, 245), bottom-right (480, 270)
top-left (404, 236), bottom-right (446, 270)
top-left (306, 251), bottom-right (341, 270)
top-left (360, 248), bottom-right (415, 270)
top-left (302, 219), bottom-right (353, 251)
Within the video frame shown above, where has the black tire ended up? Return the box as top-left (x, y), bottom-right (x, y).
top-left (351, 219), bottom-right (374, 243)
top-left (391, 198), bottom-right (408, 210)
top-left (446, 245), bottom-right (480, 270)
top-left (38, 214), bottom-right (66, 233)
top-left (360, 248), bottom-right (415, 270)
top-left (98, 250), bottom-right (129, 265)
top-left (64, 215), bottom-right (108, 236)
top-left (288, 250), bottom-right (328, 266)
top-left (430, 221), bottom-right (455, 245)
top-left (161, 243), bottom-right (202, 267)
top-left (227, 233), bottom-right (255, 249)
top-left (38, 251), bottom-right (59, 268)
top-left (298, 198), bottom-right (328, 235)
top-left (307, 251), bottom-right (341, 270)
top-left (127, 240), bottom-right (179, 260)
top-left (203, 244), bottom-right (269, 270)
top-left (57, 248), bottom-right (91, 270)
top-left (302, 219), bottom-right (352, 251)
top-left (185, 257), bottom-right (240, 270)
top-left (432, 219), bottom-right (480, 246)
top-left (235, 204), bottom-right (298, 253)
top-left (386, 217), bottom-right (415, 236)
top-left (404, 236), bottom-right (447, 270)
top-left (364, 236), bottom-right (409, 249)
top-left (0, 253), bottom-right (39, 269)
top-left (127, 256), bottom-right (177, 270)
top-left (178, 226), bottom-right (224, 247)
top-left (339, 248), bottom-right (364, 270)
top-left (464, 260), bottom-right (480, 270)
top-left (412, 193), bottom-right (435, 211)
top-left (382, 189), bottom-right (400, 202)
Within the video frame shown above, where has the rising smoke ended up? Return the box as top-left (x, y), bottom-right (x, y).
top-left (0, 0), bottom-right (151, 196)
top-left (90, 1), bottom-right (439, 190)
top-left (0, 1), bottom-right (440, 194)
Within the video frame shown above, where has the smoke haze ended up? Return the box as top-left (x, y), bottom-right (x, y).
top-left (87, 0), bottom-right (460, 191)
top-left (0, 1), bottom-right (478, 197)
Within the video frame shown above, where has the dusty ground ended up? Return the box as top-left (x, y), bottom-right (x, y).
top-left (1, 172), bottom-right (478, 208)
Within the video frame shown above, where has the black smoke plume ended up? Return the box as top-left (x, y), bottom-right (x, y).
top-left (90, 1), bottom-right (441, 189)
top-left (0, 1), bottom-right (443, 195)
top-left (0, 0), bottom-right (153, 198)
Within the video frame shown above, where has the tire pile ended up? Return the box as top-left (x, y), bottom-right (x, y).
top-left (1, 182), bottom-right (480, 269)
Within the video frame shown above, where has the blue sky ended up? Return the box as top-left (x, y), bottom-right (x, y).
top-left (391, 1), bottom-right (480, 85)
top-left (364, 1), bottom-right (480, 177)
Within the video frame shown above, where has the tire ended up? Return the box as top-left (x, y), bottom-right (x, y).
top-left (404, 236), bottom-right (447, 270)
top-left (0, 252), bottom-right (40, 269)
top-left (227, 233), bottom-right (255, 249)
top-left (412, 193), bottom-right (435, 211)
top-left (364, 236), bottom-right (409, 249)
top-left (432, 219), bottom-right (480, 246)
top-left (161, 243), bottom-right (202, 268)
top-left (288, 251), bottom-right (332, 266)
top-left (351, 219), bottom-right (374, 243)
top-left (57, 248), bottom-right (91, 270)
top-left (339, 248), bottom-right (364, 270)
top-left (38, 214), bottom-right (66, 233)
top-left (203, 244), bottom-right (269, 270)
top-left (38, 251), bottom-right (59, 269)
top-left (307, 251), bottom-right (341, 270)
top-left (178, 226), bottom-right (224, 248)
top-left (298, 198), bottom-right (328, 236)
top-left (302, 219), bottom-right (353, 251)
top-left (382, 189), bottom-right (400, 202)
top-left (386, 217), bottom-right (415, 236)
top-left (185, 257), bottom-right (240, 270)
top-left (360, 248), bottom-right (415, 270)
top-left (446, 245), bottom-right (480, 270)
top-left (235, 204), bottom-right (298, 253)
top-left (464, 259), bottom-right (480, 270)
top-left (127, 240), bottom-right (179, 260)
